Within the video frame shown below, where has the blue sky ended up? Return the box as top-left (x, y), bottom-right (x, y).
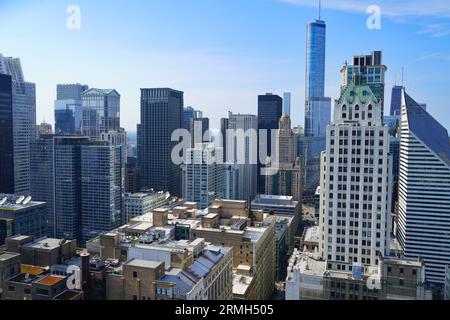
top-left (1, 0), bottom-right (449, 132)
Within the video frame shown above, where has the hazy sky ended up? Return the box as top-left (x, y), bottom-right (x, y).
top-left (1, 0), bottom-right (450, 132)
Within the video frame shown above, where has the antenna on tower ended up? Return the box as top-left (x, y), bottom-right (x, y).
top-left (318, 0), bottom-right (322, 20)
top-left (401, 67), bottom-right (405, 87)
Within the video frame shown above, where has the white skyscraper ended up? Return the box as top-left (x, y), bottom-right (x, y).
top-left (225, 112), bottom-right (258, 201)
top-left (0, 54), bottom-right (36, 194)
top-left (319, 82), bottom-right (392, 271)
top-left (397, 89), bottom-right (450, 286)
top-left (184, 143), bottom-right (225, 209)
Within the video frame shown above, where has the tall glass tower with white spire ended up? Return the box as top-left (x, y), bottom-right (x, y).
top-left (304, 1), bottom-right (331, 137)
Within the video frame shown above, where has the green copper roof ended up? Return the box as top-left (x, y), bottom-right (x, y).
top-left (338, 82), bottom-right (379, 105)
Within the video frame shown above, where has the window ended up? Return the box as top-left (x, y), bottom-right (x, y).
top-left (133, 271), bottom-right (138, 278)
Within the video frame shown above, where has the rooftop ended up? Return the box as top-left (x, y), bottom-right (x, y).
top-left (0, 194), bottom-right (45, 211)
top-left (23, 238), bottom-right (66, 251)
top-left (126, 258), bottom-right (164, 269)
top-left (36, 274), bottom-right (66, 286)
top-left (0, 252), bottom-right (20, 262)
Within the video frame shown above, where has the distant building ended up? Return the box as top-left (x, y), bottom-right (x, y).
top-left (125, 156), bottom-right (140, 193)
top-left (183, 144), bottom-right (225, 209)
top-left (0, 74), bottom-right (14, 193)
top-left (124, 191), bottom-right (170, 222)
top-left (138, 88), bottom-right (183, 197)
top-left (0, 194), bottom-right (47, 245)
top-left (54, 83), bottom-right (88, 135)
top-left (258, 93), bottom-right (283, 194)
top-left (36, 122), bottom-right (53, 137)
top-left (0, 54), bottom-right (36, 194)
top-left (81, 88), bottom-right (120, 140)
top-left (283, 92), bottom-right (291, 117)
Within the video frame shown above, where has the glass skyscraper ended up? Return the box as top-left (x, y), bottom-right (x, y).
top-left (82, 88), bottom-right (121, 140)
top-left (0, 54), bottom-right (36, 194)
top-left (258, 93), bottom-right (283, 194)
top-left (54, 83), bottom-right (88, 135)
top-left (0, 74), bottom-right (14, 193)
top-left (304, 19), bottom-right (331, 138)
top-left (138, 88), bottom-right (183, 197)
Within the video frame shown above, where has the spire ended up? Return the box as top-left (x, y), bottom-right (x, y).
top-left (318, 0), bottom-right (322, 20)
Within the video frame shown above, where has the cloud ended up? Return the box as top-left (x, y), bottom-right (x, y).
top-left (417, 23), bottom-right (450, 37)
top-left (417, 52), bottom-right (450, 62)
top-left (275, 0), bottom-right (450, 18)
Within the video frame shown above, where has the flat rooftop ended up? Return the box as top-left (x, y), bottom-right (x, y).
top-left (0, 252), bottom-right (20, 262)
top-left (36, 275), bottom-right (66, 286)
top-left (126, 258), bottom-right (164, 269)
top-left (24, 238), bottom-right (65, 251)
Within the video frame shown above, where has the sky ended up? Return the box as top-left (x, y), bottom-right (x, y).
top-left (0, 0), bottom-right (449, 132)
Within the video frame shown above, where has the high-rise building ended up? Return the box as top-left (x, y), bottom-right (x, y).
top-left (36, 122), bottom-right (53, 137)
top-left (304, 13), bottom-right (331, 138)
top-left (138, 88), bottom-right (183, 197)
top-left (319, 82), bottom-right (392, 271)
top-left (183, 106), bottom-right (196, 131)
top-left (124, 191), bottom-right (170, 222)
top-left (0, 74), bottom-right (14, 193)
top-left (258, 93), bottom-right (283, 194)
top-left (125, 156), bottom-right (141, 193)
top-left (265, 115), bottom-right (303, 202)
top-left (82, 88), bottom-right (120, 140)
top-left (224, 112), bottom-right (258, 200)
top-left (189, 111), bottom-right (210, 147)
top-left (80, 142), bottom-right (123, 243)
top-left (0, 54), bottom-right (36, 194)
top-left (397, 89), bottom-right (450, 286)
top-left (340, 51), bottom-right (387, 111)
top-left (390, 85), bottom-right (404, 117)
top-left (30, 136), bottom-right (123, 243)
top-left (54, 84), bottom-right (88, 135)
top-left (283, 92), bottom-right (292, 117)
top-left (183, 143), bottom-right (224, 209)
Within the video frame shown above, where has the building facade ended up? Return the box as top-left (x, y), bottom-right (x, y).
top-left (54, 83), bottom-right (88, 135)
top-left (138, 88), bottom-right (183, 197)
top-left (0, 74), bottom-right (14, 193)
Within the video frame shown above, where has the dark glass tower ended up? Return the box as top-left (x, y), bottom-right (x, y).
top-left (139, 88), bottom-right (183, 197)
top-left (257, 93), bottom-right (283, 194)
top-left (390, 85), bottom-right (404, 116)
top-left (0, 74), bottom-right (14, 193)
top-left (54, 84), bottom-right (88, 135)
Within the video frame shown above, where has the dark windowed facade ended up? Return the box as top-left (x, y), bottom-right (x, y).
top-left (139, 88), bottom-right (183, 197)
top-left (0, 74), bottom-right (14, 193)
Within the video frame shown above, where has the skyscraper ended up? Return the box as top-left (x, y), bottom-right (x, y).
top-left (319, 82), bottom-right (392, 271)
top-left (341, 51), bottom-right (387, 111)
top-left (183, 143), bottom-right (225, 209)
top-left (82, 88), bottom-right (120, 140)
top-left (183, 106), bottom-right (196, 131)
top-left (224, 112), bottom-right (258, 201)
top-left (397, 89), bottom-right (450, 286)
top-left (0, 54), bottom-right (36, 194)
top-left (265, 114), bottom-right (302, 202)
top-left (390, 85), bottom-right (404, 117)
top-left (258, 93), bottom-right (283, 194)
top-left (0, 74), bottom-right (14, 193)
top-left (138, 88), bottom-right (183, 197)
top-left (30, 136), bottom-right (124, 242)
top-left (80, 142), bottom-right (123, 243)
top-left (283, 92), bottom-right (292, 117)
top-left (189, 110), bottom-right (210, 147)
top-left (54, 83), bottom-right (88, 135)
top-left (304, 12), bottom-right (331, 138)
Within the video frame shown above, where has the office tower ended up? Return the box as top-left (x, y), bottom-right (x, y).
top-left (390, 85), bottom-right (404, 117)
top-left (0, 54), bottom-right (36, 194)
top-left (340, 51), bottom-right (387, 111)
top-left (283, 92), bottom-right (292, 117)
top-left (304, 11), bottom-right (331, 138)
top-left (183, 106), bottom-right (196, 131)
top-left (54, 84), bottom-right (88, 135)
top-left (224, 164), bottom-right (239, 200)
top-left (258, 93), bottom-right (283, 194)
top-left (80, 142), bottom-right (123, 243)
top-left (319, 82), bottom-right (392, 271)
top-left (0, 194), bottom-right (47, 245)
top-left (220, 118), bottom-right (229, 163)
top-left (36, 122), bottom-right (53, 137)
top-left (190, 111), bottom-right (210, 147)
top-left (82, 88), bottom-right (120, 140)
top-left (125, 156), bottom-right (141, 193)
top-left (397, 89), bottom-right (450, 286)
top-left (224, 112), bottom-right (258, 200)
top-left (265, 115), bottom-right (303, 202)
top-left (183, 143), bottom-right (224, 209)
top-left (30, 136), bottom-right (123, 242)
top-left (139, 88), bottom-right (183, 197)
top-left (0, 74), bottom-right (14, 193)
